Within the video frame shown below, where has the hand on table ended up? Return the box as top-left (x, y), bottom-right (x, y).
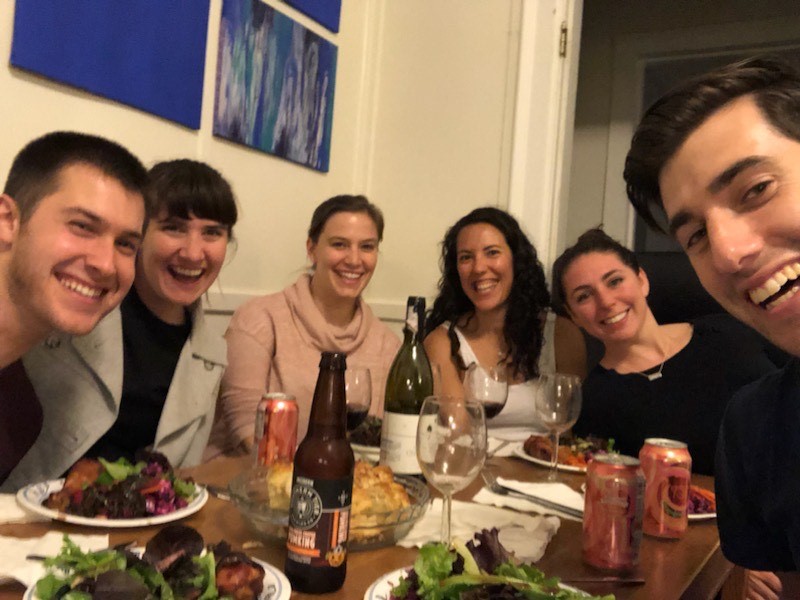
top-left (746, 570), bottom-right (781, 600)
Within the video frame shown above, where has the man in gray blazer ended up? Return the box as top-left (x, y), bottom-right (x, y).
top-left (0, 131), bottom-right (147, 484)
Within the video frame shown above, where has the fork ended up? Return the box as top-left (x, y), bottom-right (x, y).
top-left (481, 470), bottom-right (583, 519)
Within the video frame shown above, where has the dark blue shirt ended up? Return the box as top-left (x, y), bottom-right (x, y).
top-left (716, 358), bottom-right (800, 571)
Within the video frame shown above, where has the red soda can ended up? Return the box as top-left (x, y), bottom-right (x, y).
top-left (254, 393), bottom-right (298, 467)
top-left (583, 454), bottom-right (644, 572)
top-left (639, 438), bottom-right (692, 538)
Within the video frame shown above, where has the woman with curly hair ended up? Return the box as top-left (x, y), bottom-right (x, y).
top-left (424, 207), bottom-right (585, 433)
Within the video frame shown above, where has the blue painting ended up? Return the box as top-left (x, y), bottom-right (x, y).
top-left (214, 0), bottom-right (337, 172)
top-left (11, 2), bottom-right (209, 130)
top-left (284, 0), bottom-right (341, 33)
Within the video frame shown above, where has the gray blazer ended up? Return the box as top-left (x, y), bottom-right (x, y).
top-left (2, 303), bottom-right (226, 492)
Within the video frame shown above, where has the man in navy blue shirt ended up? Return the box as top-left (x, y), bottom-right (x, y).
top-left (624, 56), bottom-right (800, 598)
top-left (0, 131), bottom-right (147, 483)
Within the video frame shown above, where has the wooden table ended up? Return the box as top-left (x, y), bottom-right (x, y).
top-left (0, 455), bottom-right (735, 600)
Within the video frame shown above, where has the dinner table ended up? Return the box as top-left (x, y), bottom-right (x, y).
top-left (0, 453), bottom-right (745, 600)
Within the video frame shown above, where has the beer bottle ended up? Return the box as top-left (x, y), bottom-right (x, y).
top-left (380, 296), bottom-right (433, 476)
top-left (285, 352), bottom-right (354, 593)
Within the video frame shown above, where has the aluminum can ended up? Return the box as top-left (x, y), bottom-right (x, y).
top-left (583, 454), bottom-right (645, 572)
top-left (639, 438), bottom-right (692, 538)
top-left (254, 393), bottom-right (298, 467)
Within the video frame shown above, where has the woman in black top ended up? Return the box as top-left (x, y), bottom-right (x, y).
top-left (551, 228), bottom-right (780, 475)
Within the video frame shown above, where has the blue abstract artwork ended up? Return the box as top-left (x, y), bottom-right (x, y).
top-left (214, 0), bottom-right (338, 172)
top-left (11, 2), bottom-right (209, 130)
top-left (284, 0), bottom-right (342, 33)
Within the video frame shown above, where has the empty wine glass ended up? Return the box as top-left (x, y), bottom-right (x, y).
top-left (463, 362), bottom-right (508, 419)
top-left (534, 373), bottom-right (582, 481)
top-left (345, 367), bottom-right (372, 432)
top-left (416, 396), bottom-right (487, 544)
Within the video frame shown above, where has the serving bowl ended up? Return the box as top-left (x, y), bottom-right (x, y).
top-left (227, 466), bottom-right (430, 551)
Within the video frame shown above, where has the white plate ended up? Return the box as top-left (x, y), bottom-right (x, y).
top-left (364, 567), bottom-right (585, 599)
top-left (351, 443), bottom-right (380, 463)
top-left (16, 479), bottom-right (208, 528)
top-left (688, 511), bottom-right (717, 521)
top-left (24, 551), bottom-right (290, 600)
top-left (513, 446), bottom-right (586, 473)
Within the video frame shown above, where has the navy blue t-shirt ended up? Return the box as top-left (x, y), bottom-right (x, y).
top-left (716, 358), bottom-right (800, 571)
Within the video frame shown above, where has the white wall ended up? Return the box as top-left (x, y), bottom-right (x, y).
top-left (565, 0), bottom-right (800, 248)
top-left (0, 0), bottom-right (523, 334)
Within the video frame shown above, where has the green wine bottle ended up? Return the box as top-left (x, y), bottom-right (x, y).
top-left (380, 296), bottom-right (433, 475)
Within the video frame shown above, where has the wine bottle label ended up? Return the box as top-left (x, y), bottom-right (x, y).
top-left (380, 412), bottom-right (421, 474)
top-left (286, 475), bottom-right (353, 568)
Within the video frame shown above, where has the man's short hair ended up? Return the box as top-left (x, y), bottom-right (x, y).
top-left (624, 55), bottom-right (800, 232)
top-left (3, 131), bottom-right (148, 222)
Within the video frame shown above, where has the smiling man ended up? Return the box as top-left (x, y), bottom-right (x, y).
top-left (0, 131), bottom-right (147, 484)
top-left (624, 56), bottom-right (800, 596)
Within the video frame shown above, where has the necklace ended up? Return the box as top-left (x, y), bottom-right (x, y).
top-left (634, 360), bottom-right (665, 381)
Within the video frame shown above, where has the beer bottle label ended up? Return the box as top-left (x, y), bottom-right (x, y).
top-left (286, 475), bottom-right (353, 568)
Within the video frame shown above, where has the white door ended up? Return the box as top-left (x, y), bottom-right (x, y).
top-left (508, 0), bottom-right (583, 271)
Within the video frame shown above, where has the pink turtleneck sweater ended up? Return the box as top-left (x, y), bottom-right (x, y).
top-left (204, 274), bottom-right (400, 460)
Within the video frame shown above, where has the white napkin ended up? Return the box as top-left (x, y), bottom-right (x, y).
top-left (474, 478), bottom-right (585, 522)
top-left (399, 498), bottom-right (560, 562)
top-left (487, 438), bottom-right (521, 457)
top-left (0, 532), bottom-right (108, 587)
top-left (0, 494), bottom-right (48, 524)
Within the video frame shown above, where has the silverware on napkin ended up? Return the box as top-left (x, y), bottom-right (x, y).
top-left (481, 470), bottom-right (584, 519)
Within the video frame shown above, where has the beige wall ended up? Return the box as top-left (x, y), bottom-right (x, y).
top-left (565, 0), bottom-right (800, 248)
top-left (0, 0), bottom-right (521, 331)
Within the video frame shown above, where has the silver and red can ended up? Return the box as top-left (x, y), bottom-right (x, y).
top-left (639, 438), bottom-right (692, 539)
top-left (254, 393), bottom-right (298, 467)
top-left (583, 454), bottom-right (645, 572)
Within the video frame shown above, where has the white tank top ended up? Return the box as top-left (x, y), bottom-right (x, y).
top-left (452, 311), bottom-right (556, 437)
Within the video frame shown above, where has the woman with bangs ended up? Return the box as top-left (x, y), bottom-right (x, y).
top-left (4, 160), bottom-right (238, 489)
top-left (424, 207), bottom-right (586, 437)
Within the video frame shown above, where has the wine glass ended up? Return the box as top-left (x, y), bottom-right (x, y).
top-left (534, 373), bottom-right (582, 481)
top-left (345, 367), bottom-right (372, 432)
top-left (416, 396), bottom-right (487, 544)
top-left (463, 362), bottom-right (508, 419)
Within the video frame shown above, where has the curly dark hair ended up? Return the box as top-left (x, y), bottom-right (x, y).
top-left (426, 207), bottom-right (550, 380)
top-left (625, 55), bottom-right (800, 232)
top-left (551, 227), bottom-right (640, 317)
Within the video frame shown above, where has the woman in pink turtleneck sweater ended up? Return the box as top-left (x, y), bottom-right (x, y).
top-left (204, 195), bottom-right (400, 459)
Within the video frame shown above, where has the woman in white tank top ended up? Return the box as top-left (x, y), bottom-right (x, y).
top-left (424, 207), bottom-right (586, 436)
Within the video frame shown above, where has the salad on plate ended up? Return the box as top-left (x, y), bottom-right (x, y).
top-left (32, 524), bottom-right (271, 600)
top-left (43, 451), bottom-right (196, 519)
top-left (388, 528), bottom-right (613, 600)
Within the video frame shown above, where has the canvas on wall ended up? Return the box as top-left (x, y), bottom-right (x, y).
top-left (283, 0), bottom-right (341, 34)
top-left (10, 2), bottom-right (210, 129)
top-left (214, 0), bottom-right (338, 172)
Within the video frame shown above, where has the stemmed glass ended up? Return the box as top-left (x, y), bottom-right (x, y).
top-left (534, 373), bottom-right (582, 481)
top-left (463, 362), bottom-right (508, 419)
top-left (345, 367), bottom-right (372, 432)
top-left (416, 396), bottom-right (487, 544)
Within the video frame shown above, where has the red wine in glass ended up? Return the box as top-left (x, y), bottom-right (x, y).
top-left (346, 404), bottom-right (369, 431)
top-left (482, 401), bottom-right (506, 420)
top-left (464, 363), bottom-right (508, 420)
